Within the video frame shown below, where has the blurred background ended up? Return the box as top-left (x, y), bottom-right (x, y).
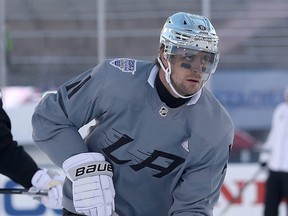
top-left (0, 0), bottom-right (288, 215)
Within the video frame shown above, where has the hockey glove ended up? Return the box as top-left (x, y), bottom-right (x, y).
top-left (30, 169), bottom-right (65, 209)
top-left (62, 153), bottom-right (115, 216)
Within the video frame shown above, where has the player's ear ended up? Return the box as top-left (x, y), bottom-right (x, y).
top-left (159, 48), bottom-right (168, 67)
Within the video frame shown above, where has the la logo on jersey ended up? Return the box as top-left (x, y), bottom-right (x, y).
top-left (110, 58), bottom-right (136, 74)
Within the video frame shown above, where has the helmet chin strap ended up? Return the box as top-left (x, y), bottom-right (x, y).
top-left (157, 57), bottom-right (202, 99)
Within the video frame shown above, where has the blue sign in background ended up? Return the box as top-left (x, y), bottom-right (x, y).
top-left (211, 70), bottom-right (288, 129)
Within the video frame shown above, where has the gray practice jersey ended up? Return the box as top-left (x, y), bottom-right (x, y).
top-left (32, 58), bottom-right (234, 216)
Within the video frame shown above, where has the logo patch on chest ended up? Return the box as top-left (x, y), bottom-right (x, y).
top-left (110, 58), bottom-right (137, 74)
top-left (159, 106), bottom-right (168, 117)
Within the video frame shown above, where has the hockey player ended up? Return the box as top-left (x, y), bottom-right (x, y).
top-left (0, 92), bottom-right (64, 209)
top-left (32, 12), bottom-right (234, 216)
top-left (259, 86), bottom-right (288, 216)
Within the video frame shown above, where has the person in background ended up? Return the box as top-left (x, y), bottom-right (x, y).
top-left (259, 86), bottom-right (288, 216)
top-left (0, 90), bottom-right (64, 209)
top-left (32, 12), bottom-right (234, 216)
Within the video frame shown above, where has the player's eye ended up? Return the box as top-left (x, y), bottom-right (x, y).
top-left (201, 56), bottom-right (211, 65)
top-left (184, 55), bottom-right (195, 61)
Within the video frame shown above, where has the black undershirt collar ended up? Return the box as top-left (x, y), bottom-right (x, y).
top-left (155, 73), bottom-right (189, 108)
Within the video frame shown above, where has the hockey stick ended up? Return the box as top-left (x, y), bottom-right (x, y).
top-left (219, 167), bottom-right (264, 216)
top-left (0, 188), bottom-right (48, 196)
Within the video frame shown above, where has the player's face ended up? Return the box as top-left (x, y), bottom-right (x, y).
top-left (168, 51), bottom-right (211, 96)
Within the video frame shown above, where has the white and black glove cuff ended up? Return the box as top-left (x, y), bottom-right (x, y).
top-left (62, 152), bottom-right (113, 182)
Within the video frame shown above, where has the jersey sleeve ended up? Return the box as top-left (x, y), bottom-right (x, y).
top-left (32, 64), bottom-right (108, 167)
top-left (169, 128), bottom-right (234, 216)
top-left (0, 99), bottom-right (39, 188)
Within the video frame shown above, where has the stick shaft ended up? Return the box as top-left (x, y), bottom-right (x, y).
top-left (0, 188), bottom-right (48, 196)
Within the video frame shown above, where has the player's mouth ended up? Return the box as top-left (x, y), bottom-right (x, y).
top-left (186, 77), bottom-right (200, 83)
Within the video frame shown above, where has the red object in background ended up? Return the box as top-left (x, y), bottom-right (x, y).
top-left (233, 128), bottom-right (257, 151)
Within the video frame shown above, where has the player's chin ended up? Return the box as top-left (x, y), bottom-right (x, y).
top-left (185, 82), bottom-right (200, 92)
top-left (183, 88), bottom-right (199, 96)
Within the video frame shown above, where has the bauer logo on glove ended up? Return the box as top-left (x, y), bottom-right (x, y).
top-left (69, 161), bottom-right (113, 180)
